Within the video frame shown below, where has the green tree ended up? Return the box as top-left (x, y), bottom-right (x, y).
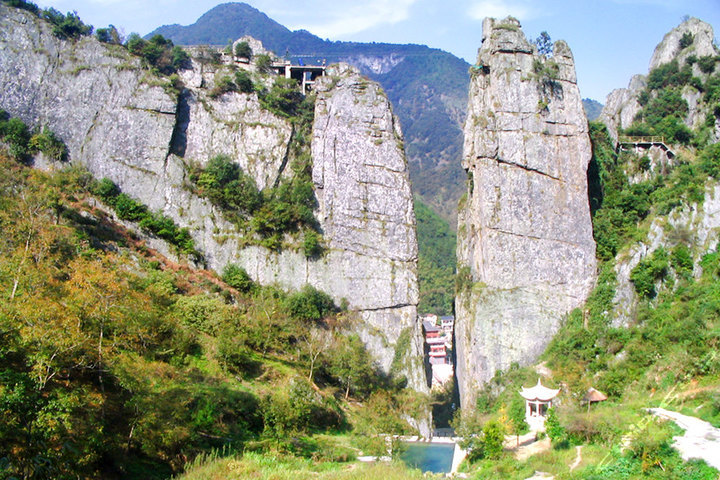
top-left (509, 395), bottom-right (529, 446)
top-left (95, 25), bottom-right (121, 44)
top-left (545, 407), bottom-right (566, 444)
top-left (328, 335), bottom-right (375, 399)
top-left (679, 31), bottom-right (694, 49)
top-left (234, 41), bottom-right (252, 59)
top-left (234, 69), bottom-right (254, 93)
top-left (451, 408), bottom-right (485, 461)
top-left (534, 31), bottom-right (553, 56)
top-left (481, 420), bottom-right (505, 459)
top-left (254, 53), bottom-right (272, 73)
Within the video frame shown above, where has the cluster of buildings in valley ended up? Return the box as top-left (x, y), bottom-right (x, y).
top-left (420, 313), bottom-right (455, 389)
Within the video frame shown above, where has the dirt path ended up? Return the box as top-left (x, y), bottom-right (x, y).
top-left (515, 437), bottom-right (551, 461)
top-left (569, 445), bottom-right (583, 471)
top-left (648, 408), bottom-right (720, 470)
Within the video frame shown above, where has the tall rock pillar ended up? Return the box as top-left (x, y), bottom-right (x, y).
top-left (312, 65), bottom-right (430, 426)
top-left (455, 18), bottom-right (596, 408)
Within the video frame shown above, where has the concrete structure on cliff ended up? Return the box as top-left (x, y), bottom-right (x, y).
top-left (455, 17), bottom-right (597, 409)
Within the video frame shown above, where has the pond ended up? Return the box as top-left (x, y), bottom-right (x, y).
top-left (399, 442), bottom-right (455, 474)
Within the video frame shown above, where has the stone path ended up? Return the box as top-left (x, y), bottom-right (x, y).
top-left (648, 408), bottom-right (720, 470)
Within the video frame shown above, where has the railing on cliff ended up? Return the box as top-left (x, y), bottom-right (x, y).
top-left (616, 136), bottom-right (675, 158)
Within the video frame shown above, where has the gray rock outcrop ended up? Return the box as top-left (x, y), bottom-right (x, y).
top-left (455, 17), bottom-right (597, 408)
top-left (600, 18), bottom-right (719, 142)
top-left (0, 5), bottom-right (429, 408)
top-left (649, 18), bottom-right (717, 72)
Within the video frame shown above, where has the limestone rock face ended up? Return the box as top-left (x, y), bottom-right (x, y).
top-left (598, 75), bottom-right (646, 142)
top-left (649, 18), bottom-right (717, 71)
top-left (456, 17), bottom-right (596, 408)
top-left (0, 5), bottom-right (429, 408)
top-left (311, 64), bottom-right (427, 394)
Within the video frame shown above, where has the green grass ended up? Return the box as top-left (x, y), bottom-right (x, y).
top-left (177, 451), bottom-right (432, 480)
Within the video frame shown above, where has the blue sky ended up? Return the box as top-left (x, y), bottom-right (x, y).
top-left (33, 0), bottom-right (720, 101)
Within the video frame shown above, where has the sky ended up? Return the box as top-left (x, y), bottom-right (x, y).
top-left (32, 0), bottom-right (720, 101)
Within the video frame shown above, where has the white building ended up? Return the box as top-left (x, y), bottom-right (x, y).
top-left (519, 378), bottom-right (559, 431)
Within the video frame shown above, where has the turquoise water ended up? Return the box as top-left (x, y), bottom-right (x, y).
top-left (399, 442), bottom-right (455, 473)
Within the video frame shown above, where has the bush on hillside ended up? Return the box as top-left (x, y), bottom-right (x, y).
top-left (284, 285), bottom-right (336, 322)
top-left (221, 264), bottom-right (255, 293)
top-left (126, 33), bottom-right (189, 75)
top-left (234, 41), bottom-right (252, 59)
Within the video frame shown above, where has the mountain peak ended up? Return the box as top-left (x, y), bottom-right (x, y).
top-left (649, 17), bottom-right (717, 71)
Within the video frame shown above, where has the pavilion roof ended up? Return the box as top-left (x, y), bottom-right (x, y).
top-left (583, 387), bottom-right (608, 403)
top-left (519, 378), bottom-right (560, 402)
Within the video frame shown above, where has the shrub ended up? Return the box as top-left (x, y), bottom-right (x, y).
top-left (234, 70), bottom-right (254, 93)
top-left (254, 54), bottom-right (272, 73)
top-left (174, 294), bottom-right (227, 334)
top-left (697, 55), bottom-right (717, 74)
top-left (0, 116), bottom-right (31, 159)
top-left (125, 33), bottom-right (187, 75)
top-left (221, 264), bottom-right (254, 293)
top-left (260, 77), bottom-right (306, 118)
top-left (261, 377), bottom-right (318, 438)
top-left (284, 285), bottom-right (336, 322)
top-left (646, 60), bottom-right (691, 91)
top-left (679, 32), bottom-right (694, 49)
top-left (481, 420), bottom-right (505, 459)
top-left (113, 193), bottom-right (147, 221)
top-left (89, 177), bottom-right (198, 254)
top-left (545, 407), bottom-right (568, 448)
top-left (209, 75), bottom-right (236, 98)
top-left (95, 25), bottom-right (121, 44)
top-left (42, 8), bottom-right (93, 40)
top-left (3, 0), bottom-right (40, 14)
top-left (302, 229), bottom-right (323, 258)
top-left (192, 154), bottom-right (262, 214)
top-left (90, 177), bottom-right (120, 201)
top-left (671, 244), bottom-right (693, 279)
top-left (234, 41), bottom-right (252, 59)
top-left (29, 127), bottom-right (67, 161)
top-left (630, 248), bottom-right (669, 298)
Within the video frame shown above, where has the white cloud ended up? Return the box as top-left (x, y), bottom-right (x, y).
top-left (467, 0), bottom-right (536, 21)
top-left (275, 0), bottom-right (418, 38)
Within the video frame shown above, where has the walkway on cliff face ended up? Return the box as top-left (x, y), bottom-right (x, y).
top-left (648, 408), bottom-right (720, 470)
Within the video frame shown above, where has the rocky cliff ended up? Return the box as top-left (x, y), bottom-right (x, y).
top-left (600, 18), bottom-right (719, 142)
top-left (455, 17), bottom-right (597, 408)
top-left (0, 4), bottom-right (428, 401)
